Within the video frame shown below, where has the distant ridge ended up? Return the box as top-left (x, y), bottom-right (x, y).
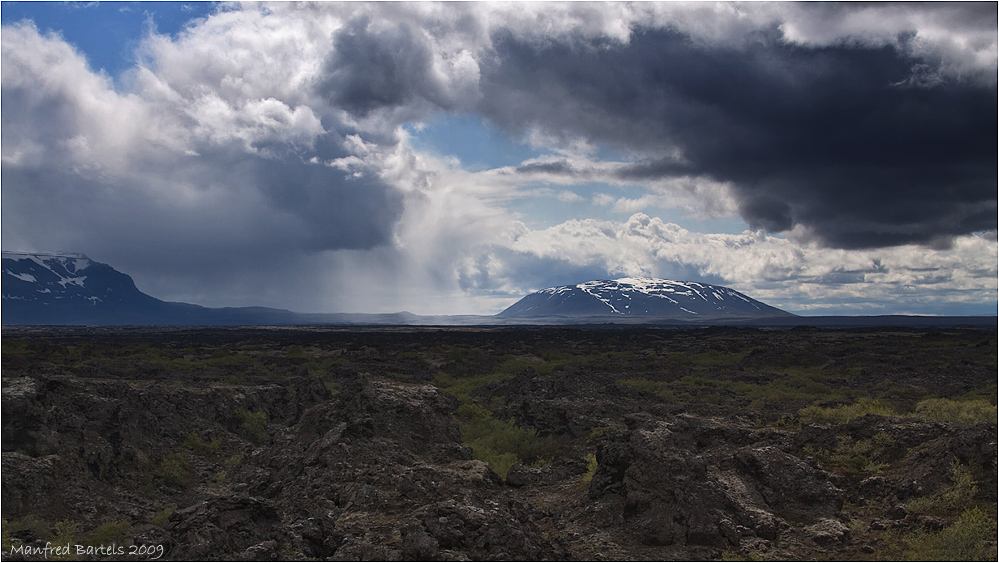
top-left (0, 251), bottom-right (496, 326)
top-left (2, 253), bottom-right (993, 328)
top-left (498, 278), bottom-right (794, 320)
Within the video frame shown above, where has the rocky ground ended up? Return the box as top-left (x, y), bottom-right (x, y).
top-left (2, 326), bottom-right (996, 560)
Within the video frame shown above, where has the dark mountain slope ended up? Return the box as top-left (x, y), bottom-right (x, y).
top-left (1, 252), bottom-right (301, 325)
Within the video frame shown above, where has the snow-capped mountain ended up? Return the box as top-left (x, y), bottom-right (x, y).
top-left (4, 251), bottom-right (145, 305)
top-left (0, 251), bottom-right (487, 326)
top-left (497, 278), bottom-right (793, 319)
top-left (1, 251), bottom-right (305, 325)
top-left (2, 251), bottom-right (183, 324)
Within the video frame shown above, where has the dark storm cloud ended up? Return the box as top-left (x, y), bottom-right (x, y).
top-left (322, 17), bottom-right (433, 116)
top-left (320, 15), bottom-right (469, 121)
top-left (738, 196), bottom-right (793, 233)
top-left (514, 160), bottom-right (578, 175)
top-left (477, 19), bottom-right (997, 249)
top-left (1, 142), bottom-right (403, 292)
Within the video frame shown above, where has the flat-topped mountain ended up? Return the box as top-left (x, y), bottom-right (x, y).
top-left (497, 277), bottom-right (794, 320)
top-left (2, 251), bottom-right (170, 324)
top-left (1, 251), bottom-right (301, 325)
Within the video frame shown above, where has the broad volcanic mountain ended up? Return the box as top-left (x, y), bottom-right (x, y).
top-left (497, 278), bottom-right (794, 320)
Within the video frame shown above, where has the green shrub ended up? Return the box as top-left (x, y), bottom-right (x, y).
top-left (4, 515), bottom-right (52, 543)
top-left (617, 378), bottom-right (677, 401)
top-left (470, 446), bottom-right (520, 481)
top-left (804, 432), bottom-right (892, 475)
top-left (456, 403), bottom-right (556, 479)
top-left (2, 518), bottom-right (20, 552)
top-left (150, 505), bottom-right (176, 528)
top-left (906, 459), bottom-right (979, 517)
top-left (182, 430), bottom-right (220, 455)
top-left (234, 408), bottom-right (268, 443)
top-left (82, 521), bottom-right (130, 547)
top-left (881, 507), bottom-right (998, 561)
top-left (433, 371), bottom-right (517, 404)
top-left (799, 397), bottom-right (898, 424)
top-left (52, 520), bottom-right (77, 560)
top-left (913, 398), bottom-right (997, 425)
top-left (156, 452), bottom-right (193, 488)
top-left (582, 452), bottom-right (598, 483)
top-left (223, 452), bottom-right (244, 470)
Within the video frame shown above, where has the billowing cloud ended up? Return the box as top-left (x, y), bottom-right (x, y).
top-left (2, 3), bottom-right (996, 315)
top-left (507, 213), bottom-right (998, 315)
top-left (476, 9), bottom-right (997, 248)
top-left (1, 17), bottom-right (402, 308)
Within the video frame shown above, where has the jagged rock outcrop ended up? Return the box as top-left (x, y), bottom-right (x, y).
top-left (587, 413), bottom-right (843, 550)
top-left (1, 372), bottom-right (564, 561)
top-left (2, 325), bottom-right (995, 561)
top-left (207, 378), bottom-right (565, 561)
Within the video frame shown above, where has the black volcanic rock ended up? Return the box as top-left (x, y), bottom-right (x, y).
top-left (498, 278), bottom-right (793, 320)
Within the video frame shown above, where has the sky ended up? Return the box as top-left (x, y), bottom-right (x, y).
top-left (1, 1), bottom-right (996, 316)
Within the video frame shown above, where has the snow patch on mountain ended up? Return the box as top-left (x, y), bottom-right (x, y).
top-left (500, 277), bottom-right (793, 319)
top-left (5, 271), bottom-right (36, 283)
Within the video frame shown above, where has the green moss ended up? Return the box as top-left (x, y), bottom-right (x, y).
top-left (432, 371), bottom-right (517, 404)
top-left (223, 452), bottom-right (244, 470)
